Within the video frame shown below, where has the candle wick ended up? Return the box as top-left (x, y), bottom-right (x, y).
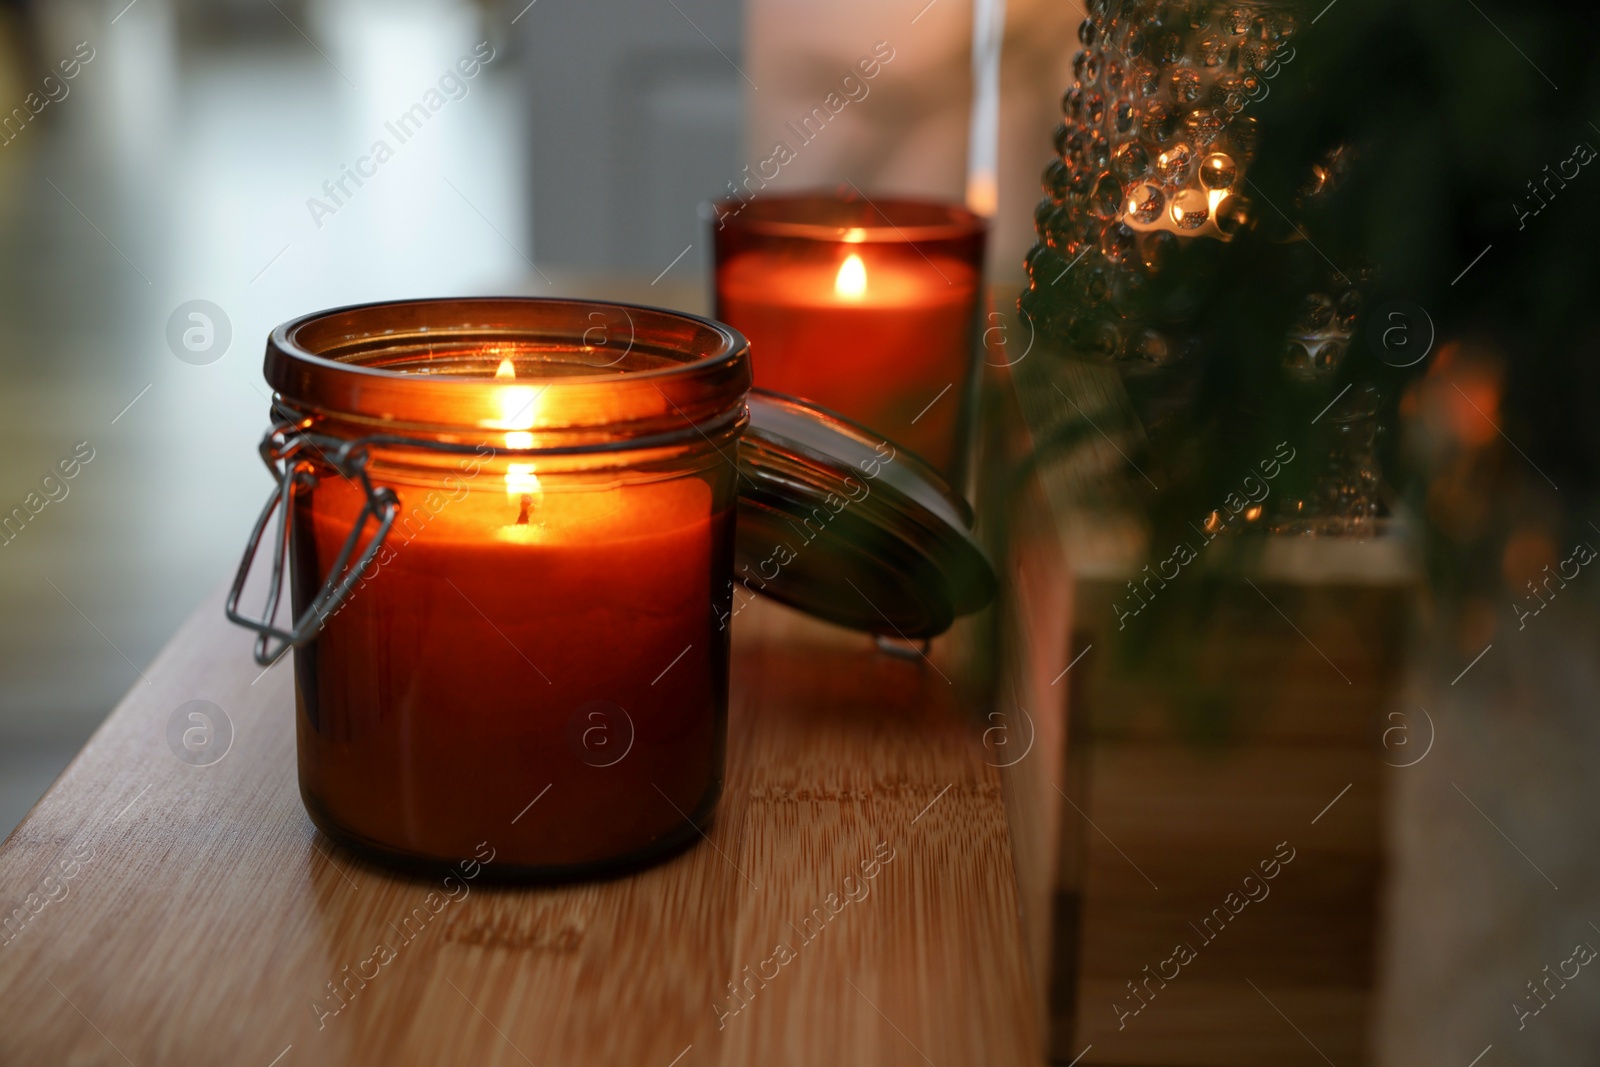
top-left (516, 493), bottom-right (532, 525)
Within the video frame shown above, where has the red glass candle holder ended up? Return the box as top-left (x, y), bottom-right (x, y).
top-left (234, 298), bottom-right (749, 879)
top-left (712, 191), bottom-right (987, 478)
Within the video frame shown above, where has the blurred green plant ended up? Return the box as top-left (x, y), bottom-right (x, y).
top-left (1022, 0), bottom-right (1598, 600)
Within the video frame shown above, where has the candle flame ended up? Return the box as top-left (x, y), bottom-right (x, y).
top-left (493, 356), bottom-right (540, 436)
top-left (506, 463), bottom-right (541, 497)
top-left (835, 253), bottom-right (867, 299)
top-left (493, 355), bottom-right (542, 517)
top-left (506, 460), bottom-right (541, 523)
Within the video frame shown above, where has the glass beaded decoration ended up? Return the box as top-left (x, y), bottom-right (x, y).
top-left (1021, 0), bottom-right (1384, 536)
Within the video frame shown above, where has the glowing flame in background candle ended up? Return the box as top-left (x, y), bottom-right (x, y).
top-left (494, 356), bottom-right (541, 520)
top-left (835, 253), bottom-right (868, 300)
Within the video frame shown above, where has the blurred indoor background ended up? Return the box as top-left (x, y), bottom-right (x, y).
top-left (0, 0), bottom-right (1068, 835)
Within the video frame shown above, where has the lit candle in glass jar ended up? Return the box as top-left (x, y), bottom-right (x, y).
top-left (713, 193), bottom-right (987, 478)
top-left (236, 299), bottom-right (748, 878)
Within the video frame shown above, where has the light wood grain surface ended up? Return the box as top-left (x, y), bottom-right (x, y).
top-left (0, 585), bottom-right (1041, 1067)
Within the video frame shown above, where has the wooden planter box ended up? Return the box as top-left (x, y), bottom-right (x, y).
top-left (1051, 555), bottom-right (1411, 1066)
top-left (977, 346), bottom-right (1415, 1066)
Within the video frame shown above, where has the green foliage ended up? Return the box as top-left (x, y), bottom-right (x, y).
top-left (1032, 0), bottom-right (1600, 595)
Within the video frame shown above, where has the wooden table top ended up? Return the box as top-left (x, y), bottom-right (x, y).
top-left (0, 584), bottom-right (1040, 1066)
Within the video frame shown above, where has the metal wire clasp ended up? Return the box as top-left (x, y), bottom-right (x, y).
top-left (224, 419), bottom-right (400, 666)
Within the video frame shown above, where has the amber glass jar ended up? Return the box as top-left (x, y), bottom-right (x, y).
top-left (244, 298), bottom-right (749, 878)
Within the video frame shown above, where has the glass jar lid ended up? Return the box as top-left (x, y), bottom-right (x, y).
top-left (735, 390), bottom-right (995, 638)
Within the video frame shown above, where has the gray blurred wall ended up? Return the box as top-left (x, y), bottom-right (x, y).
top-left (514, 0), bottom-right (745, 277)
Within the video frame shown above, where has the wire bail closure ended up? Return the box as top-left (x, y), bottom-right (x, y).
top-left (224, 390), bottom-right (750, 666)
top-left (224, 418), bottom-right (400, 667)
